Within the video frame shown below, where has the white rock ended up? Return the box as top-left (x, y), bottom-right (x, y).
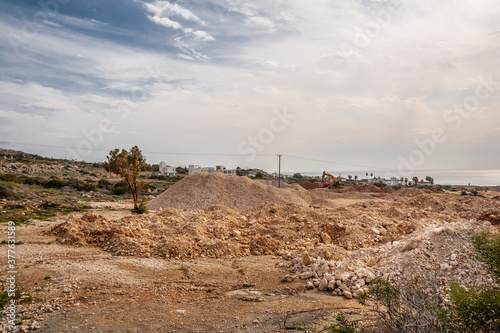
top-left (365, 272), bottom-right (376, 283)
top-left (344, 290), bottom-right (353, 299)
top-left (306, 281), bottom-right (315, 289)
top-left (352, 288), bottom-right (364, 298)
top-left (327, 280), bottom-right (336, 291)
top-left (356, 279), bottom-right (366, 287)
top-left (433, 227), bottom-right (443, 235)
top-left (299, 272), bottom-right (314, 280)
top-left (341, 273), bottom-right (350, 282)
top-left (450, 254), bottom-right (457, 261)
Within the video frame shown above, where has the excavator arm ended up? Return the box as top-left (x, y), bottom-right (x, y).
top-left (322, 171), bottom-right (337, 187)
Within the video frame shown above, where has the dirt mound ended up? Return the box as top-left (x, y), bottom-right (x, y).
top-left (353, 185), bottom-right (383, 193)
top-left (328, 186), bottom-right (359, 193)
top-left (297, 181), bottom-right (322, 190)
top-left (380, 186), bottom-right (399, 194)
top-left (391, 187), bottom-right (426, 197)
top-left (147, 172), bottom-right (312, 211)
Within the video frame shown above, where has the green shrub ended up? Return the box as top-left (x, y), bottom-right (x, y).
top-left (44, 178), bottom-right (65, 189)
top-left (471, 231), bottom-right (500, 282)
top-left (448, 282), bottom-right (500, 332)
top-left (135, 200), bottom-right (148, 214)
top-left (97, 178), bottom-right (112, 189)
top-left (0, 185), bottom-right (15, 199)
top-left (82, 183), bottom-right (96, 192)
top-left (112, 181), bottom-right (130, 195)
top-left (0, 174), bottom-right (19, 183)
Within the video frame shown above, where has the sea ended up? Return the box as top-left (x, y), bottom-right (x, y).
top-left (290, 169), bottom-right (500, 187)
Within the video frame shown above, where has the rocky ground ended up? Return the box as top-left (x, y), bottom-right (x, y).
top-left (1, 168), bottom-right (499, 332)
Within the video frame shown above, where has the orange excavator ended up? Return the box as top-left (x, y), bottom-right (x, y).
top-left (322, 171), bottom-right (341, 188)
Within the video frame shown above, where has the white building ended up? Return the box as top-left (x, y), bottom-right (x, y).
top-left (159, 162), bottom-right (176, 177)
top-left (188, 164), bottom-right (236, 175)
top-left (216, 165), bottom-right (236, 176)
top-left (384, 177), bottom-right (401, 186)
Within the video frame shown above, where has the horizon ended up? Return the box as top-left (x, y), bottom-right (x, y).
top-left (2, 146), bottom-right (500, 186)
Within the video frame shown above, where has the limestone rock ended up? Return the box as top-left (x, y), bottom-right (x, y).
top-left (321, 232), bottom-right (332, 245)
top-left (318, 277), bottom-right (328, 291)
top-left (302, 253), bottom-right (313, 265)
top-left (299, 271), bottom-right (314, 280)
top-left (365, 272), bottom-right (376, 283)
top-left (401, 239), bottom-right (418, 252)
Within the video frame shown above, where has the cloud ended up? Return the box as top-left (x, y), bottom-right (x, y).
top-left (143, 1), bottom-right (203, 24)
top-left (191, 30), bottom-right (215, 41)
top-left (1, 0), bottom-right (500, 170)
top-left (244, 16), bottom-right (275, 31)
top-left (147, 15), bottom-right (182, 29)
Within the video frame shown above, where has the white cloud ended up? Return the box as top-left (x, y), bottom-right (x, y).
top-left (191, 30), bottom-right (215, 41)
top-left (147, 15), bottom-right (182, 30)
top-left (2, 0), bottom-right (500, 169)
top-left (143, 1), bottom-right (203, 24)
top-left (244, 16), bottom-right (275, 31)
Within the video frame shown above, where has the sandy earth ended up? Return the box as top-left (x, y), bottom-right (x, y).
top-left (1, 182), bottom-right (499, 332)
top-left (2, 207), bottom-right (378, 332)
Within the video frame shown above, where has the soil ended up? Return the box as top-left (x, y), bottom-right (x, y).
top-left (1, 171), bottom-right (499, 332)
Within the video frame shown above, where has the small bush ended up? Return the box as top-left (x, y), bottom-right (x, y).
top-left (112, 181), bottom-right (130, 195)
top-left (323, 315), bottom-right (359, 332)
top-left (369, 277), bottom-right (449, 332)
top-left (471, 232), bottom-right (500, 282)
top-left (135, 200), bottom-right (148, 214)
top-left (0, 185), bottom-right (15, 199)
top-left (82, 183), bottom-right (96, 192)
top-left (97, 178), bottom-right (112, 189)
top-left (448, 282), bottom-right (500, 332)
top-left (0, 174), bottom-right (19, 183)
top-left (44, 178), bottom-right (65, 189)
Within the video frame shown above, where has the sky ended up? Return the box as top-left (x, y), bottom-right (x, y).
top-left (0, 0), bottom-right (499, 175)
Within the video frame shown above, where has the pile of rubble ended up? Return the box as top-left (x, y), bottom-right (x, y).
top-left (285, 218), bottom-right (498, 299)
top-left (52, 184), bottom-right (500, 299)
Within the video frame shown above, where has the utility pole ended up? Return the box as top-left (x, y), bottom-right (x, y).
top-left (277, 154), bottom-right (282, 188)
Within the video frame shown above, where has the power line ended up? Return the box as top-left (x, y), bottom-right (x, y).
top-left (0, 140), bottom-right (390, 170)
top-left (0, 141), bottom-right (276, 156)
